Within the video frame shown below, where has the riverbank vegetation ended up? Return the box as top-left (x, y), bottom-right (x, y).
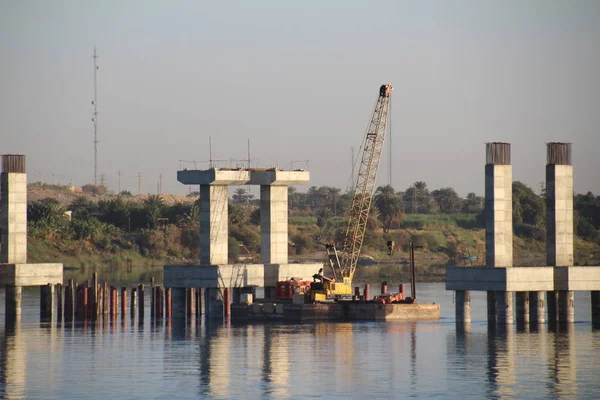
top-left (22, 181), bottom-right (600, 279)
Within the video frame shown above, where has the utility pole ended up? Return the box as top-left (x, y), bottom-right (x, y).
top-left (137, 173), bottom-right (142, 195)
top-left (159, 174), bottom-right (163, 194)
top-left (100, 173), bottom-right (106, 188)
top-left (117, 171), bottom-right (122, 193)
top-left (92, 47), bottom-right (99, 187)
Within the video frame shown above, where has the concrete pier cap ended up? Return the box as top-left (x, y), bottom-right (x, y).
top-left (177, 168), bottom-right (310, 186)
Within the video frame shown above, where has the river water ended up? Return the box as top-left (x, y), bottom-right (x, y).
top-left (1, 283), bottom-right (599, 399)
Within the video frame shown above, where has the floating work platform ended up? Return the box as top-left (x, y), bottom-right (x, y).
top-left (231, 301), bottom-right (441, 322)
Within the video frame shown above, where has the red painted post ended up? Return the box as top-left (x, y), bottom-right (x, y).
top-left (165, 288), bottom-right (172, 318)
top-left (151, 277), bottom-right (155, 320)
top-left (224, 288), bottom-right (231, 318)
top-left (111, 287), bottom-right (118, 319)
top-left (399, 284), bottom-right (405, 298)
top-left (103, 283), bottom-right (109, 317)
top-left (64, 284), bottom-right (73, 322)
top-left (381, 282), bottom-right (388, 295)
top-left (121, 287), bottom-right (127, 319)
top-left (364, 284), bottom-right (370, 301)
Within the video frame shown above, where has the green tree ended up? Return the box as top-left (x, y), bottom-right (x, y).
top-left (512, 181), bottom-right (545, 227)
top-left (431, 187), bottom-right (462, 214)
top-left (374, 185), bottom-right (404, 233)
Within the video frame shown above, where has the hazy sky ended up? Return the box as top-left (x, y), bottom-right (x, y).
top-left (2, 0), bottom-right (599, 196)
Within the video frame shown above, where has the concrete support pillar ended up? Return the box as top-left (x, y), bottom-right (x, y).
top-left (485, 143), bottom-right (513, 268)
top-left (515, 292), bottom-right (530, 326)
top-left (5, 286), bottom-right (22, 317)
top-left (260, 185), bottom-right (289, 264)
top-left (592, 291), bottom-right (600, 327)
top-left (1, 155), bottom-right (28, 264)
top-left (558, 291), bottom-right (575, 323)
top-left (487, 291), bottom-right (497, 323)
top-left (529, 291), bottom-right (546, 325)
top-left (199, 185), bottom-right (229, 265)
top-left (547, 291), bottom-right (558, 322)
top-left (40, 284), bottom-right (55, 321)
top-left (495, 291), bottom-right (513, 324)
top-left (171, 287), bottom-right (186, 319)
top-left (205, 288), bottom-right (224, 319)
top-left (455, 290), bottom-right (471, 323)
top-left (546, 143), bottom-right (574, 267)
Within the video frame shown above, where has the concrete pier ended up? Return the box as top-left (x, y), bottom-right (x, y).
top-left (40, 284), bottom-right (55, 321)
top-left (199, 185), bottom-right (229, 265)
top-left (260, 185), bottom-right (288, 264)
top-left (547, 291), bottom-right (558, 322)
top-left (171, 287), bottom-right (186, 319)
top-left (557, 291), bottom-right (575, 323)
top-left (5, 286), bottom-right (22, 317)
top-left (592, 291), bottom-right (600, 327)
top-left (546, 143), bottom-right (574, 268)
top-left (205, 288), bottom-right (224, 319)
top-left (455, 290), bottom-right (471, 323)
top-left (485, 142), bottom-right (513, 268)
top-left (495, 291), bottom-right (513, 324)
top-left (515, 291), bottom-right (529, 326)
top-left (529, 291), bottom-right (545, 325)
top-left (487, 291), bottom-right (497, 323)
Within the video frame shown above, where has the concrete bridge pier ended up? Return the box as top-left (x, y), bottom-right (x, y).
top-left (515, 292), bottom-right (530, 326)
top-left (592, 291), bottom-right (600, 327)
top-left (496, 291), bottom-right (513, 324)
top-left (547, 291), bottom-right (558, 322)
top-left (529, 291), bottom-right (545, 325)
top-left (487, 292), bottom-right (497, 324)
top-left (5, 286), bottom-right (22, 317)
top-left (558, 290), bottom-right (575, 323)
top-left (205, 288), bottom-right (224, 319)
top-left (40, 284), bottom-right (55, 322)
top-left (455, 290), bottom-right (471, 323)
top-left (171, 287), bottom-right (186, 319)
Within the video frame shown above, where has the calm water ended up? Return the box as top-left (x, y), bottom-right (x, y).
top-left (1, 283), bottom-right (599, 399)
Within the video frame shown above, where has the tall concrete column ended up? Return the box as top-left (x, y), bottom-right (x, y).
top-left (5, 286), bottom-right (22, 317)
top-left (171, 287), bottom-right (186, 319)
top-left (485, 143), bottom-right (513, 268)
top-left (546, 143), bottom-right (574, 267)
top-left (529, 291), bottom-right (545, 325)
top-left (496, 291), bottom-right (513, 324)
top-left (199, 185), bottom-right (229, 265)
top-left (455, 290), bottom-right (471, 323)
top-left (515, 292), bottom-right (530, 326)
top-left (1, 155), bottom-right (27, 264)
top-left (558, 291), bottom-right (575, 323)
top-left (260, 185), bottom-right (288, 264)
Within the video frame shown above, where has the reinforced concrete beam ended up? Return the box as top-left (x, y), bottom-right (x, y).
top-left (0, 263), bottom-right (63, 286)
top-left (176, 169), bottom-right (310, 186)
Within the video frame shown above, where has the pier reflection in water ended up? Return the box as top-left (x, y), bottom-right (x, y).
top-left (1, 284), bottom-right (600, 399)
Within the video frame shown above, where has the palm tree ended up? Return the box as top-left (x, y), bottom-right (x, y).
top-left (374, 185), bottom-right (404, 233)
top-left (232, 188), bottom-right (248, 205)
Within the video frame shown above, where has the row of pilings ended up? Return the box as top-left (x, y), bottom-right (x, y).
top-left (38, 274), bottom-right (203, 323)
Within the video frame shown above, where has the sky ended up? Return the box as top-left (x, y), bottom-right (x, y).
top-left (1, 0), bottom-right (599, 197)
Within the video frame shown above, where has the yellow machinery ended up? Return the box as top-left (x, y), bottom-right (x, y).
top-left (309, 84), bottom-right (393, 302)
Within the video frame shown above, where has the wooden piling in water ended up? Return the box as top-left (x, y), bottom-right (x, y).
top-left (131, 288), bottom-right (137, 318)
top-left (91, 273), bottom-right (98, 320)
top-left (110, 287), bottom-right (117, 319)
top-left (165, 288), bottom-right (172, 318)
top-left (195, 288), bottom-right (202, 318)
top-left (186, 288), bottom-right (194, 318)
top-left (56, 283), bottom-right (63, 322)
top-left (151, 277), bottom-right (156, 319)
top-left (224, 288), bottom-right (231, 318)
top-left (65, 282), bottom-right (74, 322)
top-left (103, 283), bottom-right (109, 317)
top-left (364, 284), bottom-right (370, 301)
top-left (121, 287), bottom-right (127, 319)
top-left (157, 287), bottom-right (164, 318)
top-left (83, 286), bottom-right (89, 321)
top-left (138, 284), bottom-right (145, 319)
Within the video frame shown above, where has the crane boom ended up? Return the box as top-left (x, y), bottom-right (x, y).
top-left (334, 84), bottom-right (392, 281)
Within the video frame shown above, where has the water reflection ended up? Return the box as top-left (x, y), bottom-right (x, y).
top-left (1, 318), bottom-right (25, 400)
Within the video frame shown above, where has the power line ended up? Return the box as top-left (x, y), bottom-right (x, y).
top-left (92, 47), bottom-right (99, 187)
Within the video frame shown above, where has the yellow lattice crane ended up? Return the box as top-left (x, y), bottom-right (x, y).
top-left (311, 84), bottom-right (393, 301)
